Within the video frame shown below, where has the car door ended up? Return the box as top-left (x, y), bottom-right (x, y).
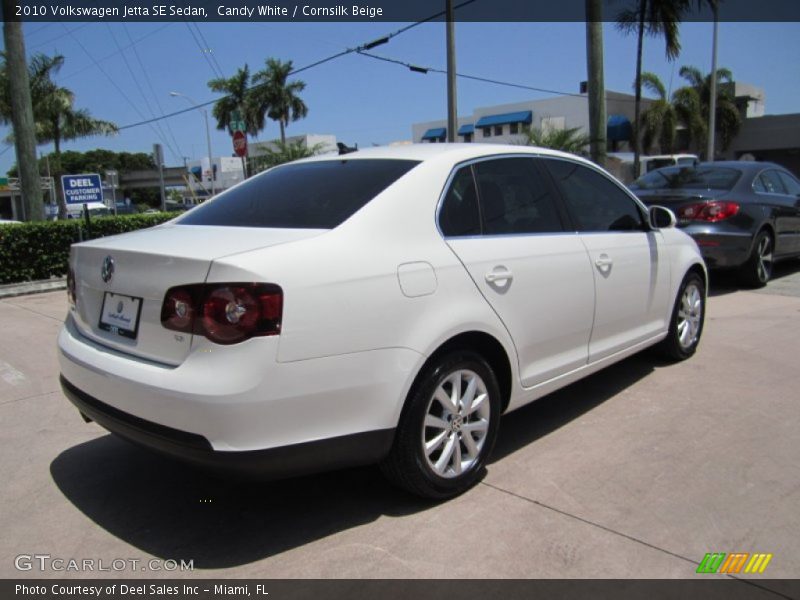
top-left (753, 169), bottom-right (798, 256)
top-left (541, 158), bottom-right (671, 363)
top-left (440, 157), bottom-right (595, 388)
top-left (776, 170), bottom-right (800, 254)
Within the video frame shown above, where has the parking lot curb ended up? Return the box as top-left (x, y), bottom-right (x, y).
top-left (0, 278), bottom-right (66, 299)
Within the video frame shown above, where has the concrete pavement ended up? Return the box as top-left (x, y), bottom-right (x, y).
top-left (1, 263), bottom-right (799, 582)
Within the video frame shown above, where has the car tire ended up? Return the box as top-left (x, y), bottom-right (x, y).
top-left (740, 230), bottom-right (773, 288)
top-left (381, 351), bottom-right (501, 500)
top-left (659, 271), bottom-right (706, 361)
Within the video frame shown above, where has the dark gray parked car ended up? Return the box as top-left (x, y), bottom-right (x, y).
top-left (630, 161), bottom-right (800, 286)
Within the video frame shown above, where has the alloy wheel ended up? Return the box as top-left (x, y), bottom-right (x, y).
top-left (677, 282), bottom-right (703, 350)
top-left (422, 369), bottom-right (491, 478)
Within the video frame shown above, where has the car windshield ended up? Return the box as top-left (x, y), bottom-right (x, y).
top-left (177, 158), bottom-right (420, 229)
top-left (631, 166), bottom-right (741, 191)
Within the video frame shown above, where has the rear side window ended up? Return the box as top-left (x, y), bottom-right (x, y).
top-left (178, 159), bottom-right (419, 229)
top-left (473, 158), bottom-right (564, 234)
top-left (777, 171), bottom-right (800, 195)
top-left (545, 159), bottom-right (644, 232)
top-left (757, 170), bottom-right (788, 195)
top-left (439, 166), bottom-right (481, 236)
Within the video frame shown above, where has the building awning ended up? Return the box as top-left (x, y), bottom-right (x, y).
top-left (421, 127), bottom-right (447, 140)
top-left (607, 115), bottom-right (633, 142)
top-left (475, 111), bottom-right (533, 128)
top-left (458, 124), bottom-right (475, 136)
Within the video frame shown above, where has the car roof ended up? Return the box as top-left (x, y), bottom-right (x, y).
top-left (296, 143), bottom-right (592, 166)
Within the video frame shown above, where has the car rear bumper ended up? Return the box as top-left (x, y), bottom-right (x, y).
top-left (60, 375), bottom-right (394, 479)
top-left (684, 229), bottom-right (753, 269)
top-left (58, 313), bottom-right (421, 474)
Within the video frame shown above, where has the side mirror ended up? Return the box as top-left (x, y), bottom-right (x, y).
top-left (649, 205), bottom-right (677, 229)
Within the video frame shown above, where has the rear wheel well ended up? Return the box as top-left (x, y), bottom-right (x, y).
top-left (412, 332), bottom-right (513, 414)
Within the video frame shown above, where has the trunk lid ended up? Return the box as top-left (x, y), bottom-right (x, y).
top-left (71, 224), bottom-right (321, 365)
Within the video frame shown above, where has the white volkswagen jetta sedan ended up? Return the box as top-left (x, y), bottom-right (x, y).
top-left (58, 144), bottom-right (706, 499)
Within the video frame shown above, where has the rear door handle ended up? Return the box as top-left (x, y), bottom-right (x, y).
top-left (595, 255), bottom-right (613, 268)
top-left (485, 268), bottom-right (513, 283)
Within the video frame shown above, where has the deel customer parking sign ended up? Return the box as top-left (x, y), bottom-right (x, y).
top-left (61, 174), bottom-right (104, 205)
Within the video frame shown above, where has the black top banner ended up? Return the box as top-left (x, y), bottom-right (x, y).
top-left (2, 0), bottom-right (799, 23)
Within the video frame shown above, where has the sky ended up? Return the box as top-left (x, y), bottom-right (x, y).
top-left (1, 18), bottom-right (799, 175)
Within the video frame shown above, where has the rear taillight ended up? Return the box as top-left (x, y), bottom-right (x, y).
top-left (67, 267), bottom-right (76, 309)
top-left (161, 283), bottom-right (282, 345)
top-left (677, 201), bottom-right (740, 222)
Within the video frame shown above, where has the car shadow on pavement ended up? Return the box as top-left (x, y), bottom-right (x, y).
top-left (50, 352), bottom-right (663, 570)
top-left (708, 259), bottom-right (800, 297)
top-left (50, 436), bottom-right (432, 569)
top-left (491, 352), bottom-right (658, 463)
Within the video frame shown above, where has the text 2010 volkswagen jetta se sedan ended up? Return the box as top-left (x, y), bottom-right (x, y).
top-left (58, 144), bottom-right (706, 499)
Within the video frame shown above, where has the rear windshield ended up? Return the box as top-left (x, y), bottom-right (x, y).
top-left (631, 166), bottom-right (741, 191)
top-left (178, 159), bottom-right (420, 229)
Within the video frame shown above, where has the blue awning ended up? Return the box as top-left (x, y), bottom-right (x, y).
top-left (607, 115), bottom-right (632, 142)
top-left (475, 111), bottom-right (533, 128)
top-left (458, 124), bottom-right (475, 136)
top-left (421, 127), bottom-right (447, 140)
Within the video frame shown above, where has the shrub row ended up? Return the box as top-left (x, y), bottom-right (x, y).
top-left (0, 213), bottom-right (175, 285)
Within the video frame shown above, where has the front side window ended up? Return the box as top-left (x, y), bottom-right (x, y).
top-left (439, 166), bottom-right (480, 237)
top-left (545, 159), bottom-right (644, 232)
top-left (178, 159), bottom-right (419, 229)
top-left (473, 158), bottom-right (564, 235)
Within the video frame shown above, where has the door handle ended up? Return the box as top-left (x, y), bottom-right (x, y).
top-left (485, 269), bottom-right (513, 283)
top-left (595, 255), bottom-right (613, 268)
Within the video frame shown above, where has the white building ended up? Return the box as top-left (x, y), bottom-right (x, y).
top-left (186, 156), bottom-right (245, 200)
top-left (412, 91), bottom-right (647, 151)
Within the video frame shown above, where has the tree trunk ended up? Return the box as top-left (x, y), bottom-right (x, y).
top-left (585, 0), bottom-right (607, 167)
top-left (632, 0), bottom-right (646, 179)
top-left (279, 119), bottom-right (286, 144)
top-left (2, 8), bottom-right (44, 221)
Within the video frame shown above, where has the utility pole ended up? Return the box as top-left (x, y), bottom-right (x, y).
top-left (2, 3), bottom-right (44, 221)
top-left (154, 143), bottom-right (166, 211)
top-left (707, 3), bottom-right (719, 162)
top-left (585, 0), bottom-right (607, 167)
top-left (445, 0), bottom-right (457, 143)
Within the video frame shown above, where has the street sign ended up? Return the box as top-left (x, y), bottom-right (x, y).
top-left (61, 174), bottom-right (104, 205)
top-left (229, 109), bottom-right (245, 133)
top-left (233, 130), bottom-right (247, 157)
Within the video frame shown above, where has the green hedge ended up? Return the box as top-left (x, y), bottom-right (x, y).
top-left (0, 213), bottom-right (175, 285)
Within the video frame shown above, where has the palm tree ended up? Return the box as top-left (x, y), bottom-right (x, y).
top-left (520, 126), bottom-right (591, 154)
top-left (207, 65), bottom-right (262, 136)
top-left (251, 58), bottom-right (308, 144)
top-left (2, 52), bottom-right (117, 218)
top-left (673, 65), bottom-right (742, 157)
top-left (616, 0), bottom-right (690, 177)
top-left (638, 72), bottom-right (678, 154)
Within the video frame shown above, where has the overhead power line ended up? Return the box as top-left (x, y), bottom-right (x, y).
top-left (356, 50), bottom-right (643, 105)
top-left (116, 0), bottom-right (481, 132)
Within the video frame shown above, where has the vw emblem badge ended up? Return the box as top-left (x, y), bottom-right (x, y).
top-left (101, 256), bottom-right (115, 283)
